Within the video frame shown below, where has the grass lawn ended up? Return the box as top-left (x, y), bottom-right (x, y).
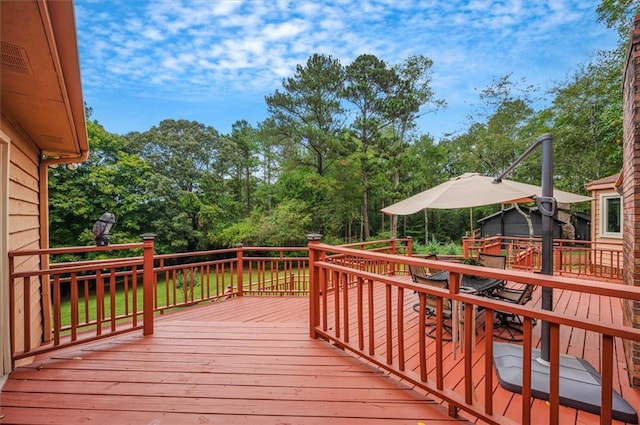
top-left (56, 269), bottom-right (307, 329)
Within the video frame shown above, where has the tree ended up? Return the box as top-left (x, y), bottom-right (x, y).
top-left (265, 53), bottom-right (345, 176)
top-left (342, 54), bottom-right (401, 240)
top-left (253, 119), bottom-right (284, 215)
top-left (49, 117), bottom-right (154, 250)
top-left (548, 49), bottom-right (623, 194)
top-left (384, 55), bottom-right (445, 237)
top-left (228, 120), bottom-right (259, 216)
top-left (125, 119), bottom-right (223, 252)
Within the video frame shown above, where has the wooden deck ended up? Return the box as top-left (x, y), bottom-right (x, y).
top-left (0, 285), bottom-right (638, 424)
top-left (0, 296), bottom-right (469, 425)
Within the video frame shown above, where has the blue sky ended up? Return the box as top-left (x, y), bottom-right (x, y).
top-left (74, 0), bottom-right (619, 140)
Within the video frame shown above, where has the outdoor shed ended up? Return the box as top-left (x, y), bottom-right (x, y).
top-left (477, 206), bottom-right (566, 239)
top-left (572, 211), bottom-right (591, 241)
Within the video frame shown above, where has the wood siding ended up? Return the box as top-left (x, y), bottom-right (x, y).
top-left (2, 117), bottom-right (43, 358)
top-left (588, 185), bottom-right (623, 270)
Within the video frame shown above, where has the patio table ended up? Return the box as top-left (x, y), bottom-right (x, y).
top-left (424, 270), bottom-right (503, 295)
top-left (420, 270), bottom-right (503, 355)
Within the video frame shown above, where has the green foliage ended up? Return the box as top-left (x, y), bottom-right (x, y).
top-left (215, 199), bottom-right (312, 247)
top-left (174, 270), bottom-right (200, 290)
top-left (51, 41), bottom-right (626, 251)
top-left (596, 0), bottom-right (639, 40)
top-left (425, 238), bottom-right (440, 255)
top-left (461, 257), bottom-right (482, 266)
top-left (444, 242), bottom-right (461, 255)
top-left (548, 49), bottom-right (623, 195)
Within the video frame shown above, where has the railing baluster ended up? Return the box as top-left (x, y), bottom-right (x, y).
top-left (132, 267), bottom-right (138, 327)
top-left (23, 276), bottom-right (30, 352)
top-left (549, 323), bottom-right (561, 425)
top-left (123, 274), bottom-right (130, 316)
top-left (484, 307), bottom-right (494, 416)
top-left (70, 273), bottom-right (78, 342)
top-left (435, 296), bottom-right (444, 390)
top-left (368, 278), bottom-right (374, 356)
top-left (522, 316), bottom-right (533, 424)
top-left (397, 286), bottom-right (405, 371)
top-left (333, 270), bottom-right (340, 339)
top-left (386, 283), bottom-right (392, 365)
top-left (53, 275), bottom-right (61, 346)
top-left (83, 279), bottom-right (90, 324)
top-left (601, 335), bottom-right (614, 425)
top-left (343, 271), bottom-right (349, 343)
top-left (357, 276), bottom-right (364, 351)
top-left (110, 269), bottom-right (117, 332)
top-left (418, 294), bottom-right (427, 382)
top-left (463, 301), bottom-right (473, 404)
top-left (96, 270), bottom-right (103, 336)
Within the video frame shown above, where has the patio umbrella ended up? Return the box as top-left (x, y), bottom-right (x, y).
top-left (381, 172), bottom-right (591, 216)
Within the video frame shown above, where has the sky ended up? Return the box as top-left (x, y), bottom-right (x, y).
top-left (74, 0), bottom-right (619, 141)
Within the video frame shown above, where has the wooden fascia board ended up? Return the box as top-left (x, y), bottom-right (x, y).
top-left (39, 0), bottom-right (89, 159)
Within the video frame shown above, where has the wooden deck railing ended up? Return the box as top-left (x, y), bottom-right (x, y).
top-left (307, 241), bottom-right (640, 425)
top-left (463, 236), bottom-right (623, 281)
top-left (8, 237), bottom-right (411, 364)
top-left (8, 237), bottom-right (155, 365)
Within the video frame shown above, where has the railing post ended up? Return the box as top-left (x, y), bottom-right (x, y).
top-left (141, 233), bottom-right (156, 336)
top-left (307, 233), bottom-right (322, 339)
top-left (406, 236), bottom-right (413, 256)
top-left (236, 243), bottom-right (244, 297)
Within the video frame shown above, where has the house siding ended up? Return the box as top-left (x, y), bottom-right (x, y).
top-left (587, 185), bottom-right (623, 267)
top-left (621, 14), bottom-right (640, 388)
top-left (2, 116), bottom-right (43, 358)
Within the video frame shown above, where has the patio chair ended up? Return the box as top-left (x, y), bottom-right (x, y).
top-left (408, 254), bottom-right (438, 282)
top-left (410, 254), bottom-right (439, 313)
top-left (478, 252), bottom-right (506, 270)
top-left (488, 283), bottom-right (536, 341)
top-left (413, 273), bottom-right (453, 341)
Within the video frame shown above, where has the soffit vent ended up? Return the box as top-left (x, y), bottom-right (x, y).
top-left (1, 42), bottom-right (32, 75)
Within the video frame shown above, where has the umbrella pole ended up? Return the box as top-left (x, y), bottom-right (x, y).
top-left (538, 134), bottom-right (555, 364)
top-left (492, 134), bottom-right (637, 421)
top-left (493, 133), bottom-right (555, 362)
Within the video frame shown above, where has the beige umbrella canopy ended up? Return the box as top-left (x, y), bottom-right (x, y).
top-left (381, 172), bottom-right (591, 215)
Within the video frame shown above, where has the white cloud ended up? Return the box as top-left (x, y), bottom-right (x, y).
top-left (74, 0), bottom-right (619, 138)
top-left (142, 27), bottom-right (164, 41)
top-left (262, 20), bottom-right (309, 41)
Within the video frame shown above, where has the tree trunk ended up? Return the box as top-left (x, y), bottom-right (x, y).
top-left (513, 203), bottom-right (534, 236)
top-left (362, 189), bottom-right (370, 240)
top-left (424, 209), bottom-right (429, 245)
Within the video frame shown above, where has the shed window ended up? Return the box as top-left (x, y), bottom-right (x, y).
top-left (600, 194), bottom-right (622, 238)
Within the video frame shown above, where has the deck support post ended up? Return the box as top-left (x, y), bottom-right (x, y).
top-left (448, 403), bottom-right (458, 418)
top-left (236, 243), bottom-right (244, 297)
top-left (307, 233), bottom-right (322, 339)
top-left (141, 233), bottom-right (156, 336)
top-left (406, 236), bottom-right (413, 256)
